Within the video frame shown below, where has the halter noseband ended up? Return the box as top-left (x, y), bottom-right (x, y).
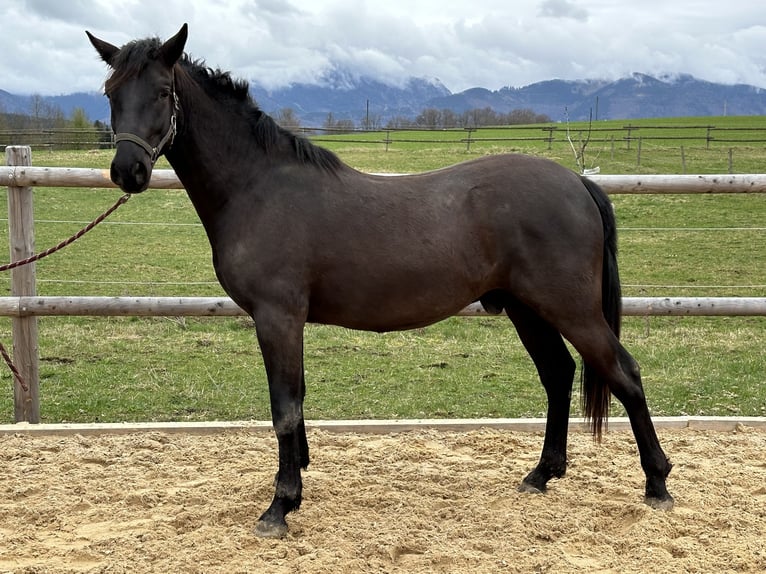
top-left (113, 78), bottom-right (179, 165)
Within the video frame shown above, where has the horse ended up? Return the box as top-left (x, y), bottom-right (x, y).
top-left (87, 24), bottom-right (673, 538)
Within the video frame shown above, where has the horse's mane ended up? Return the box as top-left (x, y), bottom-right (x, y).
top-left (105, 37), bottom-right (343, 174)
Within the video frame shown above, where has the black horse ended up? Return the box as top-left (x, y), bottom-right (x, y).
top-left (87, 24), bottom-right (673, 538)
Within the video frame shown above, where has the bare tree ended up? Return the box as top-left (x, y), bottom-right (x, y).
top-left (440, 109), bottom-right (459, 128)
top-left (275, 108), bottom-right (301, 131)
top-left (566, 107), bottom-right (597, 174)
top-left (385, 116), bottom-right (415, 129)
top-left (360, 112), bottom-right (381, 131)
top-left (416, 108), bottom-right (441, 128)
top-left (323, 112), bottom-right (355, 134)
top-left (28, 94), bottom-right (65, 129)
top-left (29, 94), bottom-right (46, 128)
top-left (506, 108), bottom-right (550, 125)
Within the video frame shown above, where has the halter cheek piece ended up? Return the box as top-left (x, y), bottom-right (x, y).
top-left (113, 78), bottom-right (179, 165)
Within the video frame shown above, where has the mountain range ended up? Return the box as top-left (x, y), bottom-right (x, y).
top-left (2, 72), bottom-right (765, 127)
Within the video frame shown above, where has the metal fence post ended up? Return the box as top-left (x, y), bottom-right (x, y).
top-left (5, 145), bottom-right (40, 422)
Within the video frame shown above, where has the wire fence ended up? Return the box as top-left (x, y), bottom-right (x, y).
top-left (4, 123), bottom-right (766, 152)
top-left (3, 151), bottom-right (766, 422)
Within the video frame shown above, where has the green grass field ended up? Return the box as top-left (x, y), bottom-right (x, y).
top-left (1, 116), bottom-right (765, 423)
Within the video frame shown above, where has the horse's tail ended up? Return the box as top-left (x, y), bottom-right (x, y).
top-left (580, 176), bottom-right (621, 440)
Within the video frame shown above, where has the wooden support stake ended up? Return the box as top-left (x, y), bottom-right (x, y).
top-left (5, 146), bottom-right (40, 423)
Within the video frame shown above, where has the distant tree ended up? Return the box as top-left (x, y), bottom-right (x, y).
top-left (385, 116), bottom-right (415, 129)
top-left (440, 109), bottom-right (460, 128)
top-left (50, 106), bottom-right (66, 129)
top-left (29, 94), bottom-right (46, 128)
top-left (4, 113), bottom-right (28, 132)
top-left (399, 106), bottom-right (552, 130)
top-left (275, 107), bottom-right (301, 131)
top-left (506, 108), bottom-right (551, 125)
top-left (334, 118), bottom-right (355, 133)
top-left (323, 112), bottom-right (355, 134)
top-left (93, 120), bottom-right (112, 147)
top-left (69, 107), bottom-right (98, 149)
top-left (360, 112), bottom-right (381, 131)
top-left (415, 108), bottom-right (441, 128)
top-left (460, 109), bottom-right (478, 128)
top-left (467, 107), bottom-right (500, 127)
top-left (29, 94), bottom-right (65, 131)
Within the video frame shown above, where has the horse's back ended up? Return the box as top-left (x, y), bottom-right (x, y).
top-left (303, 155), bottom-right (604, 329)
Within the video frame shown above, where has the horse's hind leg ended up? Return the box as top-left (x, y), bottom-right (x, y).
top-left (505, 297), bottom-right (576, 494)
top-left (566, 321), bottom-right (674, 508)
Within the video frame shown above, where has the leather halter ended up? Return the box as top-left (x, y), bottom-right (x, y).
top-left (113, 78), bottom-right (179, 165)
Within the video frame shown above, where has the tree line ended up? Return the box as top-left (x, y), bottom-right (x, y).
top-left (0, 97), bottom-right (109, 149)
top-left (307, 106), bottom-right (551, 133)
top-left (1, 96), bottom-right (552, 150)
top-left (391, 107), bottom-right (551, 129)
top-left (276, 106), bottom-right (551, 133)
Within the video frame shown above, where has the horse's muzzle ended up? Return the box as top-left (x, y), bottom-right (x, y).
top-left (110, 158), bottom-right (151, 193)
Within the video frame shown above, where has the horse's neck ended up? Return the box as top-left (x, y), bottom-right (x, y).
top-left (166, 140), bottom-right (224, 216)
top-left (165, 96), bottom-right (256, 225)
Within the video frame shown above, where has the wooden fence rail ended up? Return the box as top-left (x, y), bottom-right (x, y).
top-left (0, 297), bottom-right (765, 318)
top-left (4, 166), bottom-right (766, 194)
top-left (3, 146), bottom-right (766, 422)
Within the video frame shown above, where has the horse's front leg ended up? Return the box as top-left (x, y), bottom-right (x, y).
top-left (252, 309), bottom-right (309, 538)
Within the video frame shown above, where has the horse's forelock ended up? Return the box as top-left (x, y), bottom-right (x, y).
top-left (104, 38), bottom-right (163, 94)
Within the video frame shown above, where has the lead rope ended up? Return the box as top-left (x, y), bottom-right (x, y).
top-left (1, 193), bottom-right (131, 392)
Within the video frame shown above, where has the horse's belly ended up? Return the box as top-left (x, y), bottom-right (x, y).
top-left (307, 273), bottom-right (484, 332)
top-left (307, 304), bottom-right (463, 332)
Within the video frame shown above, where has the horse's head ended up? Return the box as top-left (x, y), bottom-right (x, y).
top-left (87, 24), bottom-right (188, 193)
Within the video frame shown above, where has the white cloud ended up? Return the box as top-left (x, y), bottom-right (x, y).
top-left (1, 0), bottom-right (764, 95)
top-left (538, 0), bottom-right (589, 21)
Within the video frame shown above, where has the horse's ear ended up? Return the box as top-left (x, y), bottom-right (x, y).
top-left (86, 31), bottom-right (119, 66)
top-left (160, 23), bottom-right (188, 67)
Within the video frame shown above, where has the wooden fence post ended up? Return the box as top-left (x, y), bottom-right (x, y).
top-left (5, 145), bottom-right (40, 423)
top-left (464, 128), bottom-right (475, 152)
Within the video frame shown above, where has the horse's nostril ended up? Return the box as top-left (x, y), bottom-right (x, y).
top-left (131, 162), bottom-right (148, 187)
top-left (110, 163), bottom-right (122, 187)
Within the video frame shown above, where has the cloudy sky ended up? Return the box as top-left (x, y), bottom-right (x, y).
top-left (1, 0), bottom-right (765, 96)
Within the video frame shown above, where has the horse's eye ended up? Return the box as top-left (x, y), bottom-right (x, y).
top-left (159, 90), bottom-right (171, 100)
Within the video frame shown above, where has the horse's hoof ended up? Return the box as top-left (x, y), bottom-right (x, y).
top-left (645, 495), bottom-right (674, 511)
top-left (517, 481), bottom-right (545, 495)
top-left (254, 519), bottom-right (288, 539)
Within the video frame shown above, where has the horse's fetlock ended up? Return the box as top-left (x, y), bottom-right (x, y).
top-left (274, 478), bottom-right (302, 503)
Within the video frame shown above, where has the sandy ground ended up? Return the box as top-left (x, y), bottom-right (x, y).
top-left (0, 425), bottom-right (765, 574)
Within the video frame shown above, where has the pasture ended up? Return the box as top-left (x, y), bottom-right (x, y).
top-left (1, 118), bottom-right (765, 424)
